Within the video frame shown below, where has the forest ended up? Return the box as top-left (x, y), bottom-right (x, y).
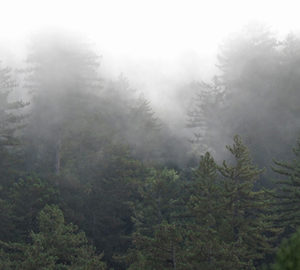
top-left (1, 26), bottom-right (300, 270)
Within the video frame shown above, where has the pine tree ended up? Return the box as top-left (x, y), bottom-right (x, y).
top-left (127, 168), bottom-right (185, 270)
top-left (0, 63), bottom-right (27, 244)
top-left (271, 227), bottom-right (300, 270)
top-left (272, 138), bottom-right (300, 232)
top-left (0, 64), bottom-right (26, 147)
top-left (219, 135), bottom-right (276, 268)
top-left (82, 144), bottom-right (146, 269)
top-left (23, 31), bottom-right (102, 175)
top-left (0, 63), bottom-right (27, 181)
top-left (186, 80), bottom-right (224, 158)
top-left (0, 205), bottom-right (107, 270)
top-left (184, 152), bottom-right (234, 270)
top-left (8, 175), bottom-right (58, 242)
top-left (129, 222), bottom-right (184, 270)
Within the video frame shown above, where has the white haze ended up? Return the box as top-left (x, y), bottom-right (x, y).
top-left (0, 0), bottom-right (299, 120)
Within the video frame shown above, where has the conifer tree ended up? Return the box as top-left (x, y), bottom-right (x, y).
top-left (0, 63), bottom-right (26, 181)
top-left (127, 168), bottom-right (185, 270)
top-left (185, 152), bottom-right (234, 270)
top-left (0, 64), bottom-right (26, 147)
top-left (219, 135), bottom-right (276, 268)
top-left (0, 63), bottom-right (27, 244)
top-left (271, 227), bottom-right (300, 270)
top-left (186, 80), bottom-right (224, 157)
top-left (0, 205), bottom-right (107, 270)
top-left (272, 138), bottom-right (300, 232)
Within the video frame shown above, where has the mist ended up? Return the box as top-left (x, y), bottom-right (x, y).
top-left (2, 23), bottom-right (300, 170)
top-left (1, 1), bottom-right (300, 269)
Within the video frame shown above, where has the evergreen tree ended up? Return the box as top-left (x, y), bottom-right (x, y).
top-left (271, 227), bottom-right (300, 270)
top-left (219, 135), bottom-right (276, 268)
top-left (272, 137), bottom-right (300, 232)
top-left (128, 222), bottom-right (184, 270)
top-left (23, 31), bottom-right (102, 175)
top-left (184, 152), bottom-right (234, 270)
top-left (8, 175), bottom-right (58, 242)
top-left (127, 168), bottom-right (185, 270)
top-left (0, 205), bottom-right (107, 270)
top-left (186, 80), bottom-right (224, 158)
top-left (0, 63), bottom-right (27, 186)
top-left (0, 62), bottom-right (27, 244)
top-left (0, 63), bottom-right (26, 147)
top-left (82, 145), bottom-right (147, 269)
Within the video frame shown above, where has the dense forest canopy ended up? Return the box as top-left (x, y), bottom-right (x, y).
top-left (0, 25), bottom-right (300, 270)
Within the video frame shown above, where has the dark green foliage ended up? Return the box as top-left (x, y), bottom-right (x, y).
top-left (128, 222), bottom-right (184, 270)
top-left (184, 137), bottom-right (278, 270)
top-left (184, 152), bottom-right (232, 270)
top-left (272, 138), bottom-right (300, 231)
top-left (83, 145), bottom-right (147, 269)
top-left (8, 175), bottom-right (59, 242)
top-left (0, 62), bottom-right (28, 244)
top-left (127, 168), bottom-right (186, 269)
top-left (0, 62), bottom-right (27, 186)
top-left (23, 205), bottom-right (106, 270)
top-left (131, 168), bottom-right (182, 234)
top-left (219, 136), bottom-right (276, 268)
top-left (0, 205), bottom-right (107, 269)
top-left (272, 227), bottom-right (300, 270)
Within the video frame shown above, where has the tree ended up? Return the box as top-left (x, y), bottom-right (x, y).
top-left (23, 31), bottom-right (102, 175)
top-left (0, 63), bottom-right (26, 147)
top-left (0, 205), bottom-right (107, 270)
top-left (0, 62), bottom-right (27, 184)
top-left (128, 222), bottom-right (184, 270)
top-left (81, 145), bottom-right (147, 269)
top-left (272, 137), bottom-right (300, 232)
top-left (271, 227), bottom-right (300, 270)
top-left (127, 168), bottom-right (186, 270)
top-left (186, 80), bottom-right (224, 158)
top-left (219, 135), bottom-right (277, 268)
top-left (0, 62), bottom-right (27, 244)
top-left (187, 24), bottom-right (300, 174)
top-left (8, 175), bottom-right (58, 242)
top-left (184, 152), bottom-right (234, 270)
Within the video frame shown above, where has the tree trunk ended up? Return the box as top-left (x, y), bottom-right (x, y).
top-left (55, 136), bottom-right (61, 175)
top-left (172, 244), bottom-right (176, 270)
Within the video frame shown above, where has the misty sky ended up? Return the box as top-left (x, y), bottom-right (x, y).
top-left (0, 0), bottom-right (300, 116)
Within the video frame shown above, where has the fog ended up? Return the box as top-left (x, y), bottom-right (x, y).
top-left (1, 0), bottom-right (300, 168)
top-left (2, 2), bottom-right (300, 269)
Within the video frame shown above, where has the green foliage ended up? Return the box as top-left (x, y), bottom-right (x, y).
top-left (127, 168), bottom-right (185, 269)
top-left (128, 222), bottom-right (184, 270)
top-left (219, 136), bottom-right (275, 268)
top-left (8, 175), bottom-right (58, 242)
top-left (272, 227), bottom-right (300, 270)
top-left (184, 136), bottom-right (278, 269)
top-left (82, 145), bottom-right (147, 269)
top-left (184, 152), bottom-right (232, 270)
top-left (0, 248), bottom-right (13, 269)
top-left (0, 62), bottom-right (27, 188)
top-left (0, 205), bottom-right (107, 270)
top-left (23, 205), bottom-right (106, 269)
top-left (132, 168), bottom-right (181, 233)
top-left (272, 138), bottom-right (300, 232)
